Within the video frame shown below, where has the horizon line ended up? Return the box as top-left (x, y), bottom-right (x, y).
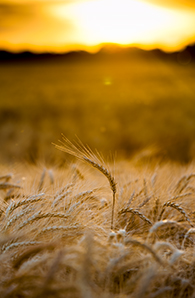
top-left (1, 40), bottom-right (195, 55)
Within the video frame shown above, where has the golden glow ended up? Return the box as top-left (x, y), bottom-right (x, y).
top-left (1, 0), bottom-right (195, 52)
top-left (53, 0), bottom-right (168, 43)
top-left (49, 0), bottom-right (195, 51)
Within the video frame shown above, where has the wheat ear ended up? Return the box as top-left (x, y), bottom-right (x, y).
top-left (3, 208), bottom-right (33, 231)
top-left (17, 211), bottom-right (69, 230)
top-left (0, 174), bottom-right (12, 182)
top-left (119, 207), bottom-right (152, 225)
top-left (39, 224), bottom-right (82, 235)
top-left (0, 183), bottom-right (21, 190)
top-left (54, 136), bottom-right (117, 229)
top-left (6, 193), bottom-right (45, 216)
top-left (38, 167), bottom-right (46, 192)
top-left (158, 201), bottom-right (193, 226)
top-left (2, 241), bottom-right (42, 253)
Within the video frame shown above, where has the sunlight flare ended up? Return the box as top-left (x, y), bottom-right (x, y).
top-left (49, 0), bottom-right (195, 49)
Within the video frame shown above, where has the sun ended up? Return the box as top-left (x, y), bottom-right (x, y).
top-left (50, 0), bottom-right (173, 45)
top-left (74, 0), bottom-right (173, 44)
top-left (48, 0), bottom-right (195, 50)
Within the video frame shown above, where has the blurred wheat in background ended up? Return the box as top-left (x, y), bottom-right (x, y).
top-left (0, 45), bottom-right (195, 164)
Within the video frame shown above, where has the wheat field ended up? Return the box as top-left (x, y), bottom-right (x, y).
top-left (1, 139), bottom-right (195, 297)
top-left (1, 52), bottom-right (195, 164)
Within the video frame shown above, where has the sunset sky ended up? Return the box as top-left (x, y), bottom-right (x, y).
top-left (0, 0), bottom-right (195, 53)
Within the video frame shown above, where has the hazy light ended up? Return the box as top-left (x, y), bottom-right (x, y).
top-left (1, 0), bottom-right (195, 52)
top-left (50, 0), bottom-right (195, 51)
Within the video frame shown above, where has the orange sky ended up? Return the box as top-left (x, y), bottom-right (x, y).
top-left (0, 0), bottom-right (195, 53)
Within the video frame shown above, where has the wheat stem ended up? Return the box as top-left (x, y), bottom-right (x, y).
top-left (55, 137), bottom-right (117, 230)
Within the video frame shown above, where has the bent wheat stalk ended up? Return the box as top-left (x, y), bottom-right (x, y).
top-left (158, 201), bottom-right (193, 226)
top-left (54, 136), bottom-right (117, 229)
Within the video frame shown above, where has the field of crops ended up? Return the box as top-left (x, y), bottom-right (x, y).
top-left (1, 139), bottom-right (195, 297)
top-left (1, 54), bottom-right (195, 296)
top-left (0, 48), bottom-right (195, 164)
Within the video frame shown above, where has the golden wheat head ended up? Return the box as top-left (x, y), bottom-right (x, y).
top-left (54, 136), bottom-right (117, 229)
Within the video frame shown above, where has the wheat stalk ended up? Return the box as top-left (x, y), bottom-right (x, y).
top-left (0, 183), bottom-right (21, 190)
top-left (138, 196), bottom-right (152, 209)
top-left (171, 193), bottom-right (192, 202)
top-left (119, 207), bottom-right (152, 225)
top-left (48, 169), bottom-right (54, 185)
top-left (149, 220), bottom-right (179, 233)
top-left (154, 241), bottom-right (184, 264)
top-left (158, 201), bottom-right (193, 226)
top-left (6, 193), bottom-right (45, 216)
top-left (2, 241), bottom-right (42, 253)
top-left (52, 190), bottom-right (72, 208)
top-left (72, 165), bottom-right (84, 181)
top-left (12, 243), bottom-right (56, 269)
top-left (54, 136), bottom-right (117, 229)
top-left (125, 238), bottom-right (163, 265)
top-left (153, 197), bottom-right (159, 222)
top-left (73, 188), bottom-right (100, 202)
top-left (181, 228), bottom-right (195, 249)
top-left (17, 212), bottom-right (69, 230)
top-left (174, 175), bottom-right (188, 194)
top-left (0, 174), bottom-right (12, 181)
top-left (3, 208), bottom-right (33, 231)
top-left (38, 167), bottom-right (46, 192)
top-left (174, 174), bottom-right (195, 195)
top-left (39, 224), bottom-right (82, 235)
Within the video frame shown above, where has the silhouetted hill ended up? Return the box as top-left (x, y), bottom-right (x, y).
top-left (0, 50), bottom-right (93, 63)
top-left (0, 43), bottom-right (194, 64)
